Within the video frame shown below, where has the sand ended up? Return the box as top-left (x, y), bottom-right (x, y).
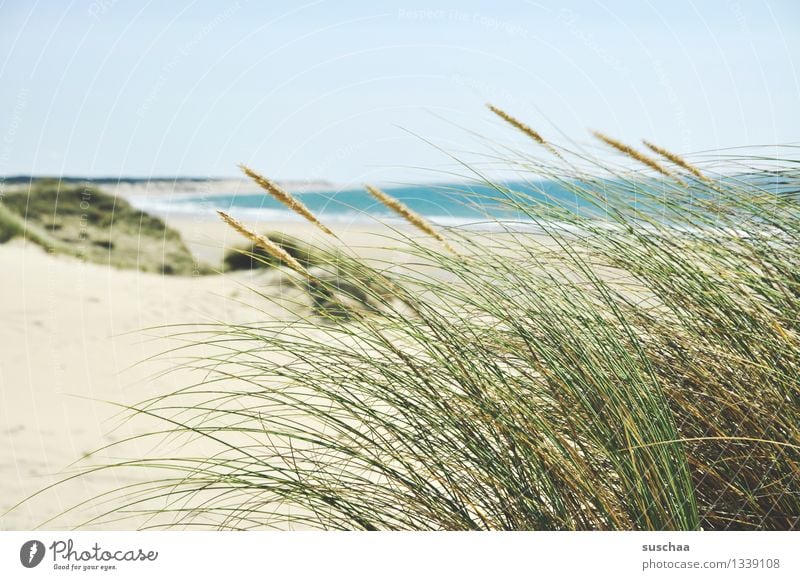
top-left (0, 216), bottom-right (413, 530)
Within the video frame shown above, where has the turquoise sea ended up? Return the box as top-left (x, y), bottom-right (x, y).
top-left (131, 175), bottom-right (794, 229)
top-left (134, 180), bottom-right (607, 227)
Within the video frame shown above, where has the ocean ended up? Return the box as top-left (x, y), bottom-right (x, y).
top-left (131, 180), bottom-right (604, 228)
top-left (129, 175), bottom-right (795, 230)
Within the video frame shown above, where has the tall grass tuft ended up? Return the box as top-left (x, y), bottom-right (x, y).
top-left (29, 127), bottom-right (800, 531)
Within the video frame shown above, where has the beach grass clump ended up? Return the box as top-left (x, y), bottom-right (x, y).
top-left (28, 126), bottom-right (800, 531)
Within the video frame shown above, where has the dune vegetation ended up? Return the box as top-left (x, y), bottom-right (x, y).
top-left (26, 109), bottom-right (800, 531)
top-left (1, 179), bottom-right (201, 275)
top-left (0, 201), bottom-right (26, 243)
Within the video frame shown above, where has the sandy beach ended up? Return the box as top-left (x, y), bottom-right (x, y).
top-left (0, 215), bottom-right (405, 530)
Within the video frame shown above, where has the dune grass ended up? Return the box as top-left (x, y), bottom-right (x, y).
top-left (22, 118), bottom-right (800, 531)
top-left (0, 195), bottom-right (78, 253)
top-left (0, 201), bottom-right (26, 243)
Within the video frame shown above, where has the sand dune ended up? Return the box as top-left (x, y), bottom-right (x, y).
top-left (0, 218), bottom-right (417, 529)
top-left (0, 240), bottom-right (250, 528)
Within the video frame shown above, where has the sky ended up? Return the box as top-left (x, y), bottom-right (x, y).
top-left (0, 0), bottom-right (798, 186)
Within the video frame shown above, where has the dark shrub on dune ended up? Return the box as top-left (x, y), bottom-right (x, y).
top-left (222, 231), bottom-right (322, 271)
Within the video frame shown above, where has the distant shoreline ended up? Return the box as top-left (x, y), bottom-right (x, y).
top-left (0, 176), bottom-right (340, 196)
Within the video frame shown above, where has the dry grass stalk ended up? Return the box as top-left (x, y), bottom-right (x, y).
top-left (488, 104), bottom-right (546, 144)
top-left (593, 131), bottom-right (687, 186)
top-left (365, 185), bottom-right (457, 254)
top-left (642, 140), bottom-right (712, 183)
top-left (239, 163), bottom-right (336, 237)
top-left (217, 210), bottom-right (311, 277)
top-left (488, 104), bottom-right (564, 160)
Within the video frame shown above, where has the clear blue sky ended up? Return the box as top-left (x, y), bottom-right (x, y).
top-left (1, 0), bottom-right (798, 185)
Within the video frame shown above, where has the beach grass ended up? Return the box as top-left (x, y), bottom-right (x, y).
top-left (0, 201), bottom-right (26, 243)
top-left (21, 124), bottom-right (800, 530)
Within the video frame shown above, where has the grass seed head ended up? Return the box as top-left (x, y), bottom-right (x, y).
top-left (217, 210), bottom-right (311, 277)
top-left (239, 163), bottom-right (336, 237)
top-left (366, 184), bottom-right (457, 254)
top-left (642, 140), bottom-right (712, 183)
top-left (593, 131), bottom-right (687, 186)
